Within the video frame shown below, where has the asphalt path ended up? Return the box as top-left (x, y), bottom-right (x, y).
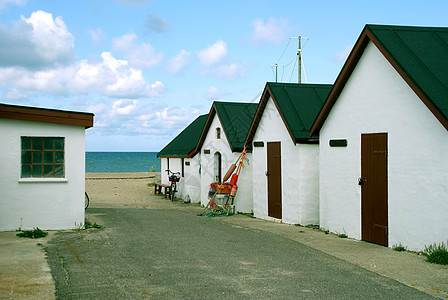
top-left (45, 208), bottom-right (433, 299)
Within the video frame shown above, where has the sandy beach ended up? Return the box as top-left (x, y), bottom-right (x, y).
top-left (85, 172), bottom-right (161, 208)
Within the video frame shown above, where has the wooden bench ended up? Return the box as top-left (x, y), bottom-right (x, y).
top-left (154, 183), bottom-right (170, 198)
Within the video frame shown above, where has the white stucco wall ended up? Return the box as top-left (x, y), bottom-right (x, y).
top-left (200, 115), bottom-right (253, 213)
top-left (0, 118), bottom-right (86, 231)
top-left (183, 154), bottom-right (201, 203)
top-left (252, 98), bottom-right (319, 225)
top-left (160, 155), bottom-right (201, 202)
top-left (320, 41), bottom-right (448, 251)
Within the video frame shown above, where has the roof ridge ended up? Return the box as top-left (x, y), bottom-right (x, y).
top-left (366, 24), bottom-right (448, 31)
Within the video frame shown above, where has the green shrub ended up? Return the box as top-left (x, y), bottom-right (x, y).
top-left (17, 227), bottom-right (48, 238)
top-left (423, 241), bottom-right (448, 265)
top-left (393, 243), bottom-right (407, 252)
top-left (84, 220), bottom-right (104, 229)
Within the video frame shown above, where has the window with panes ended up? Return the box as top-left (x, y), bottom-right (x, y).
top-left (21, 137), bottom-right (65, 178)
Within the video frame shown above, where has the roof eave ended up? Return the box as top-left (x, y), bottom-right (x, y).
top-left (193, 106), bottom-right (217, 154)
top-left (0, 103), bottom-right (94, 128)
top-left (310, 24), bottom-right (448, 137)
top-left (244, 84), bottom-right (270, 147)
top-left (310, 26), bottom-right (371, 137)
top-left (244, 83), bottom-right (297, 147)
top-left (157, 155), bottom-right (188, 158)
top-left (366, 26), bottom-right (448, 131)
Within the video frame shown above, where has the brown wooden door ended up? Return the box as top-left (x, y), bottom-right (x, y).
top-left (267, 142), bottom-right (282, 219)
top-left (361, 133), bottom-right (388, 246)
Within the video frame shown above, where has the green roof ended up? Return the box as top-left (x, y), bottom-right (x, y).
top-left (196, 102), bottom-right (258, 152)
top-left (311, 24), bottom-right (448, 136)
top-left (246, 82), bottom-right (332, 145)
top-left (366, 25), bottom-right (448, 123)
top-left (157, 114), bottom-right (208, 158)
top-left (214, 102), bottom-right (258, 151)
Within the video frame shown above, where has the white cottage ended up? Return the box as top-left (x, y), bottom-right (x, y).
top-left (310, 24), bottom-right (448, 251)
top-left (245, 82), bottom-right (332, 225)
top-left (157, 114), bottom-right (208, 203)
top-left (0, 103), bottom-right (94, 231)
top-left (195, 101), bottom-right (258, 213)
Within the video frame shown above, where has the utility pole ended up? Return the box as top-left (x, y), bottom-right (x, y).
top-left (274, 63), bottom-right (278, 82)
top-left (270, 63), bottom-right (283, 82)
top-left (291, 36), bottom-right (309, 83)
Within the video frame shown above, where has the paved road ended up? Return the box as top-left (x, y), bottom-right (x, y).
top-left (45, 208), bottom-right (432, 299)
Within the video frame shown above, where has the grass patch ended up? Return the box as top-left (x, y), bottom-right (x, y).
top-left (74, 220), bottom-right (104, 231)
top-left (237, 212), bottom-right (255, 218)
top-left (392, 243), bottom-right (407, 252)
top-left (423, 241), bottom-right (448, 265)
top-left (305, 224), bottom-right (320, 230)
top-left (16, 227), bottom-right (48, 238)
top-left (84, 220), bottom-right (104, 230)
top-left (147, 182), bottom-right (155, 187)
top-left (337, 233), bottom-right (348, 238)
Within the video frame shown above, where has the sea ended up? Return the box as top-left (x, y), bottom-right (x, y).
top-left (85, 152), bottom-right (161, 173)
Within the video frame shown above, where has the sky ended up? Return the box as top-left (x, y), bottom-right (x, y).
top-left (1, 0), bottom-right (447, 151)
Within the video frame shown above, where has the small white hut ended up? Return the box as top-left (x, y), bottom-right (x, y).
top-left (310, 24), bottom-right (448, 251)
top-left (195, 101), bottom-right (258, 213)
top-left (157, 114), bottom-right (208, 203)
top-left (245, 82), bottom-right (332, 225)
top-left (0, 103), bottom-right (94, 231)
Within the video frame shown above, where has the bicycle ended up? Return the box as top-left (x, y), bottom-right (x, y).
top-left (166, 169), bottom-right (181, 201)
top-left (85, 192), bottom-right (90, 209)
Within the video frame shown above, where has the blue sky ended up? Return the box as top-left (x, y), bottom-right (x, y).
top-left (1, 0), bottom-right (447, 151)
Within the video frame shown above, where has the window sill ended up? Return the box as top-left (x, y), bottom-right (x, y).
top-left (18, 178), bottom-right (68, 183)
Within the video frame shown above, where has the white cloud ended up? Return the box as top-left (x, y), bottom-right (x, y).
top-left (197, 40), bottom-right (227, 69)
top-left (335, 44), bottom-right (353, 62)
top-left (4, 88), bottom-right (26, 100)
top-left (90, 101), bottom-right (199, 139)
top-left (205, 86), bottom-right (220, 100)
top-left (216, 63), bottom-right (249, 80)
top-left (112, 33), bottom-right (163, 68)
top-left (167, 49), bottom-right (190, 74)
top-left (88, 28), bottom-right (105, 44)
top-left (0, 10), bottom-right (74, 69)
top-left (196, 40), bottom-right (248, 80)
top-left (1, 51), bottom-right (165, 98)
top-left (146, 14), bottom-right (170, 33)
top-left (138, 106), bottom-right (199, 133)
top-left (252, 17), bottom-right (289, 43)
top-left (0, 0), bottom-right (27, 10)
top-left (112, 99), bottom-right (139, 115)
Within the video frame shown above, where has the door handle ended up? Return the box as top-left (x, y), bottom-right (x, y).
top-left (265, 171), bottom-right (270, 176)
top-left (358, 177), bottom-right (367, 185)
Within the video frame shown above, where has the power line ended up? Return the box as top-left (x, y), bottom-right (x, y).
top-left (276, 38), bottom-right (292, 63)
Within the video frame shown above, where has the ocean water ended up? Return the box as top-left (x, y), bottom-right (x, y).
top-left (85, 152), bottom-right (161, 173)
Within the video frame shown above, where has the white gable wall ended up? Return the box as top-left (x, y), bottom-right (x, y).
top-left (252, 97), bottom-right (319, 225)
top-left (200, 115), bottom-right (253, 213)
top-left (182, 154), bottom-right (201, 203)
top-left (0, 119), bottom-right (86, 231)
top-left (319, 41), bottom-right (448, 251)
